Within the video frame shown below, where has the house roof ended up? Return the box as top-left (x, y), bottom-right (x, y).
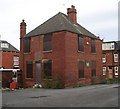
top-left (25, 12), bottom-right (99, 39)
top-left (0, 40), bottom-right (19, 52)
top-left (103, 41), bottom-right (120, 51)
top-left (116, 41), bottom-right (120, 50)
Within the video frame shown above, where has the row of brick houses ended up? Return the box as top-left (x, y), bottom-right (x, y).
top-left (102, 41), bottom-right (120, 79)
top-left (1, 5), bottom-right (119, 88)
top-left (0, 40), bottom-right (19, 87)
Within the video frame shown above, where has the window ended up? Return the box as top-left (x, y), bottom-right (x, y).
top-left (78, 35), bottom-right (84, 52)
top-left (91, 39), bottom-right (96, 53)
top-left (1, 43), bottom-right (9, 48)
top-left (78, 60), bottom-right (84, 78)
top-left (111, 43), bottom-right (115, 50)
top-left (43, 60), bottom-right (52, 79)
top-left (26, 61), bottom-right (33, 78)
top-left (24, 38), bottom-right (30, 53)
top-left (102, 53), bottom-right (106, 63)
top-left (43, 34), bottom-right (52, 51)
top-left (114, 66), bottom-right (118, 76)
top-left (103, 67), bottom-right (106, 75)
top-left (102, 43), bottom-right (115, 50)
top-left (13, 56), bottom-right (19, 68)
top-left (114, 53), bottom-right (118, 62)
top-left (91, 60), bottom-right (96, 77)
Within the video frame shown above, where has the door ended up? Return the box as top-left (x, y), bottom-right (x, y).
top-left (108, 66), bottom-right (113, 79)
top-left (36, 63), bottom-right (41, 84)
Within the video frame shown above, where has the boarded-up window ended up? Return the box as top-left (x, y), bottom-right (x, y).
top-left (24, 38), bottom-right (30, 53)
top-left (43, 34), bottom-right (52, 51)
top-left (91, 60), bottom-right (96, 77)
top-left (43, 60), bottom-right (52, 79)
top-left (26, 61), bottom-right (33, 78)
top-left (91, 39), bottom-right (96, 53)
top-left (78, 35), bottom-right (84, 52)
top-left (78, 60), bottom-right (84, 78)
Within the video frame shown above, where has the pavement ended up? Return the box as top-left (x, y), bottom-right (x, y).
top-left (2, 84), bottom-right (119, 107)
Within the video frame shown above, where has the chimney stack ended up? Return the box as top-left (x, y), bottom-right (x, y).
top-left (20, 19), bottom-right (26, 38)
top-left (67, 5), bottom-right (77, 24)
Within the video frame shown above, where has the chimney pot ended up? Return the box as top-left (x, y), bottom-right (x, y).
top-left (71, 5), bottom-right (75, 9)
top-left (20, 19), bottom-right (26, 37)
top-left (67, 5), bottom-right (77, 24)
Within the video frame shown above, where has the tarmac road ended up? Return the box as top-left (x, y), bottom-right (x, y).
top-left (2, 84), bottom-right (119, 107)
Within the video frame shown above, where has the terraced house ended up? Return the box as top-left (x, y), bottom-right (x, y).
top-left (20, 5), bottom-right (102, 88)
top-left (0, 40), bottom-right (19, 87)
top-left (102, 41), bottom-right (120, 79)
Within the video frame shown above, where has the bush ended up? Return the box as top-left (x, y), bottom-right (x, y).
top-left (91, 76), bottom-right (100, 85)
top-left (99, 79), bottom-right (107, 84)
top-left (73, 83), bottom-right (85, 88)
top-left (43, 79), bottom-right (64, 89)
top-left (106, 78), bottom-right (119, 84)
top-left (43, 74), bottom-right (64, 89)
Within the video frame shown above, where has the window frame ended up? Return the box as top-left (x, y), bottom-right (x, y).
top-left (13, 55), bottom-right (19, 67)
top-left (103, 66), bottom-right (106, 75)
top-left (43, 60), bottom-right (52, 79)
top-left (114, 53), bottom-right (118, 63)
top-left (78, 34), bottom-right (84, 52)
top-left (24, 38), bottom-right (31, 53)
top-left (91, 39), bottom-right (96, 53)
top-left (1, 43), bottom-right (9, 48)
top-left (78, 60), bottom-right (85, 79)
top-left (26, 61), bottom-right (33, 78)
top-left (43, 33), bottom-right (52, 51)
top-left (102, 53), bottom-right (106, 63)
top-left (114, 66), bottom-right (118, 76)
top-left (91, 60), bottom-right (96, 77)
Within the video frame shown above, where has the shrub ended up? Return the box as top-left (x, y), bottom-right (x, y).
top-left (99, 79), bottom-right (107, 84)
top-left (43, 79), bottom-right (64, 89)
top-left (106, 78), bottom-right (119, 84)
top-left (43, 73), bottom-right (64, 89)
top-left (91, 76), bottom-right (100, 85)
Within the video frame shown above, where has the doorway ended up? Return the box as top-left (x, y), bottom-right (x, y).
top-left (36, 63), bottom-right (41, 84)
top-left (108, 66), bottom-right (113, 79)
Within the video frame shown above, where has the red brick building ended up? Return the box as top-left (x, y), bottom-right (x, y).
top-left (20, 5), bottom-right (102, 88)
top-left (102, 41), bottom-right (120, 79)
top-left (0, 40), bottom-right (19, 87)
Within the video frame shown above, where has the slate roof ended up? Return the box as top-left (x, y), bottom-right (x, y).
top-left (116, 41), bottom-right (120, 50)
top-left (25, 12), bottom-right (99, 39)
top-left (0, 40), bottom-right (19, 52)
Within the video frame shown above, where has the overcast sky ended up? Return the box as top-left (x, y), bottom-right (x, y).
top-left (0, 0), bottom-right (119, 50)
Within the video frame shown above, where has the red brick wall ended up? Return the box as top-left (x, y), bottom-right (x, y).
top-left (21, 31), bottom-right (102, 88)
top-left (2, 72), bottom-right (13, 88)
top-left (103, 50), bottom-right (119, 78)
top-left (64, 32), bottom-right (102, 87)
top-left (23, 31), bottom-right (67, 87)
top-left (2, 52), bottom-right (19, 69)
top-left (1, 52), bottom-right (19, 88)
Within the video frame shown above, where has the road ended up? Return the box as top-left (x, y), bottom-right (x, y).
top-left (2, 84), bottom-right (119, 107)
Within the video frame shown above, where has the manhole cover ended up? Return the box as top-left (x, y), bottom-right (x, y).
top-left (30, 95), bottom-right (48, 98)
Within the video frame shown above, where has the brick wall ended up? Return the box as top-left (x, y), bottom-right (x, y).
top-left (64, 32), bottom-right (102, 87)
top-left (21, 31), bottom-right (102, 88)
top-left (1, 52), bottom-right (19, 88)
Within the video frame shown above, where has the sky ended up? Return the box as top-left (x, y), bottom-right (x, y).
top-left (0, 0), bottom-right (119, 50)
